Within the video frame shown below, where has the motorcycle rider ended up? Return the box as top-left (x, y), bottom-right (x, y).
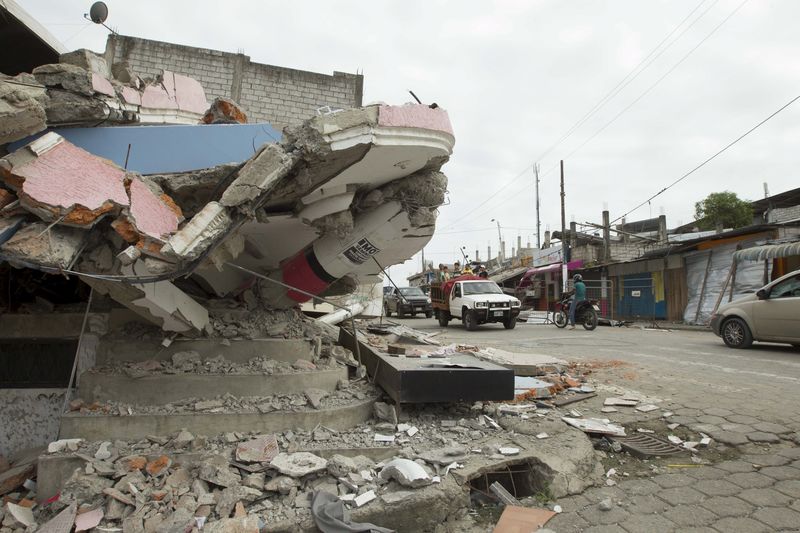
top-left (568, 273), bottom-right (586, 330)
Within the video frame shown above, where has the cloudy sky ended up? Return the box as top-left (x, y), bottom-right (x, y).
top-left (20, 0), bottom-right (800, 283)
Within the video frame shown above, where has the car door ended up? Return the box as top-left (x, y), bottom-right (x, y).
top-left (752, 274), bottom-right (800, 341)
top-left (449, 283), bottom-right (464, 317)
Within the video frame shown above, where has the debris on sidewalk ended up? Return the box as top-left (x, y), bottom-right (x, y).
top-left (492, 505), bottom-right (556, 532)
top-left (562, 417), bottom-right (626, 437)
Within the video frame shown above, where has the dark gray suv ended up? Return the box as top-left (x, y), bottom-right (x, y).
top-left (383, 286), bottom-right (432, 318)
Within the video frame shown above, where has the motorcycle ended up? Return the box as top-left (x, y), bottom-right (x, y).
top-left (553, 294), bottom-right (599, 330)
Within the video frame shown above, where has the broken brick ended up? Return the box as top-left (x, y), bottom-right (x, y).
top-left (145, 455), bottom-right (171, 477)
top-left (122, 456), bottom-right (147, 472)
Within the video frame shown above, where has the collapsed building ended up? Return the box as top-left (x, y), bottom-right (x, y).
top-left (0, 10), bottom-right (651, 533)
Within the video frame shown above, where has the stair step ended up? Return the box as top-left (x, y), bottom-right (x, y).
top-left (58, 396), bottom-right (376, 441)
top-left (97, 338), bottom-right (314, 365)
top-left (78, 367), bottom-right (347, 405)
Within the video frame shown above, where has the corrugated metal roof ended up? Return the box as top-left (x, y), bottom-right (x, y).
top-left (733, 241), bottom-right (800, 262)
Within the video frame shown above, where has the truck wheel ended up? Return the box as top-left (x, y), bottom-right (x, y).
top-left (384, 304), bottom-right (391, 317)
top-left (503, 316), bottom-right (517, 330)
top-left (437, 312), bottom-right (450, 327)
top-left (464, 310), bottom-right (478, 331)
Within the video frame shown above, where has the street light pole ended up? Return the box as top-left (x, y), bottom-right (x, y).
top-left (491, 218), bottom-right (503, 263)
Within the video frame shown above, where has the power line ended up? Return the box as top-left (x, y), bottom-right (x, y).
top-left (612, 93), bottom-right (800, 225)
top-left (534, 0), bottom-right (716, 164)
top-left (441, 0), bottom-right (729, 231)
top-left (560, 0), bottom-right (750, 165)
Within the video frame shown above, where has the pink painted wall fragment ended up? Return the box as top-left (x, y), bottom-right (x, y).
top-left (141, 83), bottom-right (177, 110)
top-left (139, 70), bottom-right (207, 114)
top-left (173, 72), bottom-right (209, 114)
top-left (121, 86), bottom-right (142, 106)
top-left (128, 178), bottom-right (179, 240)
top-left (378, 104), bottom-right (454, 136)
top-left (13, 139), bottom-right (128, 212)
top-left (91, 73), bottom-right (116, 97)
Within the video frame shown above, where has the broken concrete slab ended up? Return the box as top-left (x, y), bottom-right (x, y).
top-left (125, 178), bottom-right (181, 242)
top-left (59, 49), bottom-right (111, 78)
top-left (1, 132), bottom-right (129, 226)
top-left (562, 417), bottom-right (626, 437)
top-left (84, 264), bottom-right (209, 334)
top-left (220, 144), bottom-right (295, 208)
top-left (473, 347), bottom-right (566, 376)
top-left (41, 88), bottom-right (111, 124)
top-left (0, 463), bottom-right (35, 496)
top-left (270, 452), bottom-right (327, 478)
top-left (0, 222), bottom-right (87, 269)
top-left (161, 201), bottom-right (232, 261)
top-left (32, 63), bottom-right (95, 96)
top-left (236, 435), bottom-right (279, 464)
top-left (0, 76), bottom-right (47, 144)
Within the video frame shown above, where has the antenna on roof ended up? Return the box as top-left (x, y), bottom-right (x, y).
top-left (84, 2), bottom-right (117, 34)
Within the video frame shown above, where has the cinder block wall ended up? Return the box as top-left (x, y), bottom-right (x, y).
top-left (104, 35), bottom-right (363, 129)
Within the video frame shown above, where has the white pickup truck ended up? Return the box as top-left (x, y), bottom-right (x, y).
top-left (431, 278), bottom-right (521, 331)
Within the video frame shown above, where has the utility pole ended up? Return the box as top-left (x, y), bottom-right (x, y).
top-left (534, 163), bottom-right (541, 249)
top-left (421, 248), bottom-right (425, 273)
top-left (560, 160), bottom-right (568, 292)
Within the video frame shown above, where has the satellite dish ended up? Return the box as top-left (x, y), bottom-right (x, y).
top-left (89, 2), bottom-right (108, 24)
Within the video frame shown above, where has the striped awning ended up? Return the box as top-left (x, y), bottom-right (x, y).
top-left (733, 241), bottom-right (800, 262)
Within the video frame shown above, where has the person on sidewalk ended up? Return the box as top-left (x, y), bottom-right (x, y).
top-left (569, 273), bottom-right (586, 330)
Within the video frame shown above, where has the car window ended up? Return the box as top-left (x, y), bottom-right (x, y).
top-left (771, 276), bottom-right (800, 298)
top-left (453, 285), bottom-right (461, 297)
top-left (399, 287), bottom-right (425, 297)
top-left (463, 281), bottom-right (503, 295)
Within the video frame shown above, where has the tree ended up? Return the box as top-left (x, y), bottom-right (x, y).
top-left (694, 191), bottom-right (752, 231)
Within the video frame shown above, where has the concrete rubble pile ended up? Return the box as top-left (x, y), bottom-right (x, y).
top-left (0, 48), bottom-right (455, 336)
top-left (0, 338), bottom-right (731, 532)
top-left (8, 395), bottom-right (608, 533)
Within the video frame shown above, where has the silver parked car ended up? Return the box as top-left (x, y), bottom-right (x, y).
top-left (710, 268), bottom-right (800, 349)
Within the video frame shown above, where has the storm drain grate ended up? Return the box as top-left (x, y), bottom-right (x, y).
top-left (612, 434), bottom-right (687, 459)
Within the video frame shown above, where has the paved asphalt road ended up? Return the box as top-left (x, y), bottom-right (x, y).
top-left (388, 316), bottom-right (800, 532)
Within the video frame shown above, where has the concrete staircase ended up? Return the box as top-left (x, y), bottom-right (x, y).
top-left (59, 337), bottom-right (376, 441)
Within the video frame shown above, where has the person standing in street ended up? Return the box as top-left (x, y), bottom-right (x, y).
top-left (569, 273), bottom-right (586, 330)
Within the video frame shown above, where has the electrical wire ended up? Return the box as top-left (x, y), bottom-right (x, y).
top-left (440, 0), bottom-right (719, 231)
top-left (442, 0), bottom-right (746, 230)
top-left (560, 0), bottom-right (751, 166)
top-left (611, 93), bottom-right (800, 224)
top-left (535, 0), bottom-right (716, 164)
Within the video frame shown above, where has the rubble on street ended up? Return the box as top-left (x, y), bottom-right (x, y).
top-left (0, 323), bottom-right (749, 532)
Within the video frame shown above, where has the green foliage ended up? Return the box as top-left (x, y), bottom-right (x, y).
top-left (533, 484), bottom-right (554, 504)
top-left (694, 191), bottom-right (752, 230)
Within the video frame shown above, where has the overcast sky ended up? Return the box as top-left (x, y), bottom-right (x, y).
top-left (20, 0), bottom-right (800, 283)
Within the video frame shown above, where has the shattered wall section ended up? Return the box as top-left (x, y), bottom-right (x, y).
top-left (1, 133), bottom-right (129, 226)
top-left (0, 74), bottom-right (48, 145)
top-left (105, 34), bottom-right (363, 128)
